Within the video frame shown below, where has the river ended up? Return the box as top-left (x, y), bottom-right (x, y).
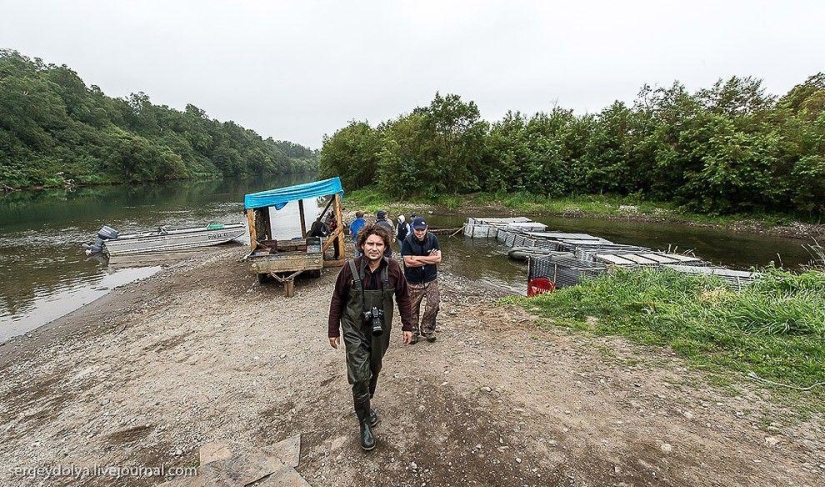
top-left (0, 176), bottom-right (815, 342)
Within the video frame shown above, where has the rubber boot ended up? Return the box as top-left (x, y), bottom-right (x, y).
top-left (355, 401), bottom-right (376, 451)
top-left (369, 408), bottom-right (380, 427)
top-left (369, 375), bottom-right (378, 399)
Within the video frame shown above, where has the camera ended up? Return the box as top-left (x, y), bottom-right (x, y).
top-left (363, 306), bottom-right (384, 337)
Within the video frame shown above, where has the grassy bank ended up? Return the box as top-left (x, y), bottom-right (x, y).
top-left (342, 189), bottom-right (822, 235)
top-left (505, 266), bottom-right (825, 413)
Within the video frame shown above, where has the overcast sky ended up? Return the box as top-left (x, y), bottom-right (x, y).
top-left (2, 1), bottom-right (823, 148)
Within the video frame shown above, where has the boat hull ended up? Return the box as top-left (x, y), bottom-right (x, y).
top-left (103, 224), bottom-right (246, 256)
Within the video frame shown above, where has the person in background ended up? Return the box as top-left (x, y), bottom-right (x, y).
top-left (401, 216), bottom-right (442, 344)
top-left (395, 215), bottom-right (410, 248)
top-left (375, 210), bottom-right (394, 258)
top-left (348, 211), bottom-right (367, 257)
top-left (327, 223), bottom-right (414, 451)
top-left (325, 214), bottom-right (341, 259)
top-left (310, 218), bottom-right (330, 238)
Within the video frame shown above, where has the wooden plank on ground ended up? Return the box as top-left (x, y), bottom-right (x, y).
top-left (664, 264), bottom-right (755, 279)
top-left (594, 254), bottom-right (637, 266)
top-left (639, 253), bottom-right (680, 264)
top-left (617, 253), bottom-right (660, 265)
top-left (527, 232), bottom-right (600, 240)
top-left (662, 253), bottom-right (702, 263)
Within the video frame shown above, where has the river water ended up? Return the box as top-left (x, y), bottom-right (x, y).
top-left (0, 177), bottom-right (815, 341)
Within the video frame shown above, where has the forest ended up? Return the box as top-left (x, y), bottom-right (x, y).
top-left (319, 74), bottom-right (825, 219)
top-left (0, 50), bottom-right (318, 189)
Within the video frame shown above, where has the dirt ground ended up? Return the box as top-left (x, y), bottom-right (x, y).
top-left (1, 247), bottom-right (823, 486)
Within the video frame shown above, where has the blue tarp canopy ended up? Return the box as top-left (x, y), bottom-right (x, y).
top-left (243, 177), bottom-right (344, 211)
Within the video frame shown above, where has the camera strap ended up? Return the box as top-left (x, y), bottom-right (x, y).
top-left (349, 258), bottom-right (389, 314)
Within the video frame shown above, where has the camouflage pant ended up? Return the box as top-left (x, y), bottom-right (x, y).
top-left (408, 280), bottom-right (440, 337)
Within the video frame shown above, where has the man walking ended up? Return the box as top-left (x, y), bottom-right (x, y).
top-left (328, 224), bottom-right (413, 450)
top-left (401, 216), bottom-right (442, 343)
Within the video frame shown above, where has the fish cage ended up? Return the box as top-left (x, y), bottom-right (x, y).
top-left (528, 255), bottom-right (608, 289)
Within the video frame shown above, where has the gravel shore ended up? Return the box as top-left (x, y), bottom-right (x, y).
top-left (1, 247), bottom-right (822, 486)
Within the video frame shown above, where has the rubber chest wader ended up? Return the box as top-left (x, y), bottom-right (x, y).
top-left (341, 258), bottom-right (395, 404)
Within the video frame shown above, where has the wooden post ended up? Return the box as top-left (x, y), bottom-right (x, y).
top-left (285, 280), bottom-right (295, 298)
top-left (334, 194), bottom-right (344, 259)
top-left (298, 200), bottom-right (307, 237)
top-left (247, 209), bottom-right (257, 251)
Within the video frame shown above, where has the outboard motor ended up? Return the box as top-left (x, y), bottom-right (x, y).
top-left (97, 225), bottom-right (119, 240)
top-left (83, 225), bottom-right (119, 255)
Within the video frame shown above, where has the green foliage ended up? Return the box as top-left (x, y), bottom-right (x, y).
top-left (0, 50), bottom-right (318, 188)
top-left (321, 73), bottom-right (825, 221)
top-left (518, 268), bottom-right (825, 407)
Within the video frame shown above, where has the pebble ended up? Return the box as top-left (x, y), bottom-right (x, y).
top-left (516, 457), bottom-right (522, 463)
top-left (481, 386), bottom-right (492, 393)
top-left (660, 443), bottom-right (672, 454)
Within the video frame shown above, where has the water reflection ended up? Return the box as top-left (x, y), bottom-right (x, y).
top-left (2, 183), bottom-right (817, 341)
top-left (0, 266), bottom-right (161, 342)
top-left (0, 174), bottom-right (316, 340)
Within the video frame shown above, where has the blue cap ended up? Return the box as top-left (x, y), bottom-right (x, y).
top-left (411, 216), bottom-right (427, 230)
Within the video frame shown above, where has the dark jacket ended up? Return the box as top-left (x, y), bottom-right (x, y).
top-left (328, 256), bottom-right (413, 337)
top-left (400, 232), bottom-right (440, 284)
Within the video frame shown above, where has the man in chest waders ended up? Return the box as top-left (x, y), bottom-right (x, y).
top-left (328, 223), bottom-right (414, 450)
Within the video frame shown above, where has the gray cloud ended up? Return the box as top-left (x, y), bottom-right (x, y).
top-left (2, 0), bottom-right (823, 148)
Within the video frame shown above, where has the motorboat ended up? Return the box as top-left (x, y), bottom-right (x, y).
top-left (84, 223), bottom-right (245, 256)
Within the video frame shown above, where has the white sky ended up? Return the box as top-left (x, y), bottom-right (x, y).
top-left (2, 1), bottom-right (823, 149)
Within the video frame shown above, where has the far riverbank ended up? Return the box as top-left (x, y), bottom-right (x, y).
top-left (343, 190), bottom-right (825, 242)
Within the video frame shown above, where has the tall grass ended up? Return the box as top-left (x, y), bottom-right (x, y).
top-left (513, 267), bottom-right (825, 407)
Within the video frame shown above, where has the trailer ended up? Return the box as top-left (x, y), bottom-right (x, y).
top-left (243, 177), bottom-right (346, 297)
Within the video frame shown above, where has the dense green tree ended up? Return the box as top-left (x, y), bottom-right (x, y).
top-left (0, 50), bottom-right (317, 188)
top-left (319, 121), bottom-right (382, 190)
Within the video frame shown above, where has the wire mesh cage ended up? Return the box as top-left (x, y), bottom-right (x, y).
top-left (528, 255), bottom-right (608, 289)
top-left (534, 239), bottom-right (559, 250)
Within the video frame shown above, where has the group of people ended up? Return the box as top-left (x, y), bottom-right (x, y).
top-left (327, 209), bottom-right (441, 451)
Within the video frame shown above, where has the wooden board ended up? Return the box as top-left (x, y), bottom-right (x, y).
top-left (616, 253), bottom-right (660, 265)
top-left (639, 253), bottom-right (681, 264)
top-left (250, 252), bottom-right (323, 274)
top-left (594, 254), bottom-right (636, 266)
top-left (662, 253), bottom-right (701, 263)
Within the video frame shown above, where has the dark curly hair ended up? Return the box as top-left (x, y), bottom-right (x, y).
top-left (357, 223), bottom-right (392, 250)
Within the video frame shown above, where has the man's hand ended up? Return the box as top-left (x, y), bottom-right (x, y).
top-left (329, 336), bottom-right (340, 349)
top-left (402, 331), bottom-right (413, 345)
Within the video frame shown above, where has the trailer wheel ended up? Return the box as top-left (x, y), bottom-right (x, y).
top-left (257, 273), bottom-right (272, 284)
top-left (307, 269), bottom-right (322, 278)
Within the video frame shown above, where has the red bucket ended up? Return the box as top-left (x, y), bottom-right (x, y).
top-left (527, 277), bottom-right (556, 297)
